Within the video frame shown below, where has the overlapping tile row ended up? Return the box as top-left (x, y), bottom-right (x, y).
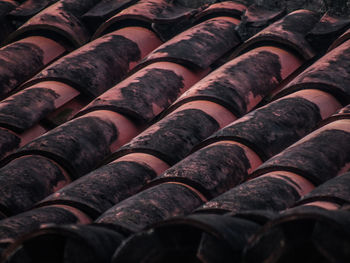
top-left (0, 1), bottom-right (247, 236)
top-left (108, 100), bottom-right (349, 262)
top-left (0, 20), bottom-right (162, 160)
top-left (28, 6), bottom-right (315, 234)
top-left (0, 0), bottom-right (212, 161)
top-left (243, 171), bottom-right (350, 263)
top-left (162, 9), bottom-right (316, 118)
top-left (110, 171), bottom-right (313, 262)
top-left (5, 0), bottom-right (101, 48)
top-left (1, 2), bottom-right (350, 263)
top-left (0, 6), bottom-right (326, 262)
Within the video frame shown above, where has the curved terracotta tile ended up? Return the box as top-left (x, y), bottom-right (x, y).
top-left (22, 27), bottom-right (161, 99)
top-left (95, 182), bottom-right (205, 234)
top-left (235, 3), bottom-right (286, 41)
top-left (0, 81), bottom-right (78, 132)
top-left (0, 36), bottom-right (66, 99)
top-left (151, 141), bottom-right (262, 199)
top-left (194, 1), bottom-right (246, 23)
top-left (306, 12), bottom-right (350, 53)
top-left (196, 171), bottom-right (314, 214)
top-left (93, 0), bottom-right (197, 39)
top-left (2, 224), bottom-right (124, 263)
top-left (297, 171), bottom-right (350, 206)
top-left (6, 0), bottom-right (101, 48)
top-left (77, 62), bottom-right (202, 124)
top-left (275, 39), bottom-right (350, 104)
top-left (110, 107), bottom-right (221, 165)
top-left (2, 110), bottom-right (138, 179)
top-left (200, 89), bottom-right (340, 161)
top-left (82, 0), bottom-right (137, 33)
top-left (0, 155), bottom-right (69, 217)
top-left (166, 46), bottom-right (301, 117)
top-left (134, 16), bottom-right (241, 71)
top-left (37, 159), bottom-right (158, 219)
top-left (0, 205), bottom-right (91, 250)
top-left (243, 206), bottom-right (350, 263)
top-left (6, 0), bottom-right (58, 28)
top-left (253, 119), bottom-right (350, 185)
top-left (234, 9), bottom-right (318, 60)
top-left (112, 213), bottom-right (260, 263)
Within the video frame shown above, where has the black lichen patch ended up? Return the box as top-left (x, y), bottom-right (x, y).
top-left (0, 155), bottom-right (66, 217)
top-left (209, 97), bottom-right (322, 160)
top-left (40, 161), bottom-right (157, 218)
top-left (198, 176), bottom-right (300, 214)
top-left (0, 206), bottom-right (80, 241)
top-left (189, 50), bottom-right (282, 116)
top-left (96, 183), bottom-right (203, 233)
top-left (298, 171), bottom-right (350, 205)
top-left (13, 115), bottom-right (118, 178)
top-left (156, 143), bottom-right (251, 199)
top-left (118, 109), bottom-right (219, 164)
top-left (83, 67), bottom-right (184, 123)
top-left (147, 17), bottom-right (240, 69)
top-left (0, 128), bottom-right (20, 161)
top-left (0, 87), bottom-right (59, 132)
top-left (255, 129), bottom-right (350, 185)
top-left (0, 41), bottom-right (44, 98)
top-left (34, 34), bottom-right (141, 98)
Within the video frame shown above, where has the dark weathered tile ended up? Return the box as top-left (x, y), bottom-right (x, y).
top-left (201, 89), bottom-right (339, 160)
top-left (196, 171), bottom-right (314, 214)
top-left (0, 36), bottom-right (65, 99)
top-left (38, 159), bottom-right (157, 218)
top-left (95, 182), bottom-right (205, 234)
top-left (77, 62), bottom-right (202, 124)
top-left (0, 155), bottom-right (69, 216)
top-left (253, 119), bottom-right (350, 185)
top-left (7, 0), bottom-right (59, 28)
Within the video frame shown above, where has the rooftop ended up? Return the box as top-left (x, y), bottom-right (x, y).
top-left (0, 0), bottom-right (349, 262)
